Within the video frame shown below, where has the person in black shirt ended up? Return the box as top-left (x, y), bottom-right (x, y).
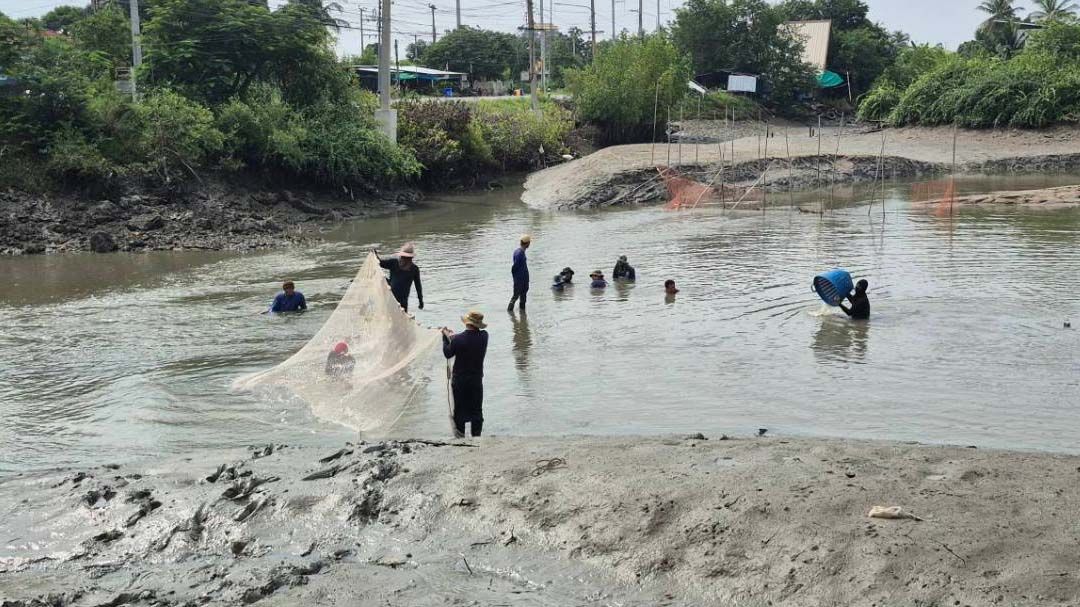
top-left (375, 243), bottom-right (424, 312)
top-left (839, 279), bottom-right (870, 320)
top-left (442, 311), bottom-right (489, 438)
top-left (612, 255), bottom-right (636, 281)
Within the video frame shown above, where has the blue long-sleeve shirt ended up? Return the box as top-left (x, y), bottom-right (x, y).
top-left (511, 247), bottom-right (529, 285)
top-left (270, 291), bottom-right (307, 313)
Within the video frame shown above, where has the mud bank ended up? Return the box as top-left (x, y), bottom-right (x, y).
top-left (0, 180), bottom-right (422, 256)
top-left (524, 126), bottom-right (1080, 209)
top-left (4, 435), bottom-right (1079, 606)
top-left (920, 183), bottom-right (1080, 208)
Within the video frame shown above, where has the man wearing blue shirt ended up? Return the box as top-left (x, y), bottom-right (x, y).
top-left (269, 281), bottom-right (307, 313)
top-left (507, 234), bottom-right (531, 312)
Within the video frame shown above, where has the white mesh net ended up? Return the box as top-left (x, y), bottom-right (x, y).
top-left (233, 252), bottom-right (442, 435)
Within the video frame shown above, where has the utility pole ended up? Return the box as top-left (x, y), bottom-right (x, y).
top-left (539, 0), bottom-right (546, 94)
top-left (456, 0), bottom-right (461, 28)
top-left (525, 0), bottom-right (538, 111)
top-left (128, 0), bottom-right (142, 100)
top-left (610, 0), bottom-right (615, 41)
top-left (638, 0), bottom-right (643, 37)
top-left (429, 4), bottom-right (437, 43)
top-left (656, 0), bottom-right (659, 30)
top-left (590, 0), bottom-right (596, 59)
top-left (375, 0), bottom-right (396, 143)
top-left (394, 39), bottom-right (401, 91)
top-left (358, 7), bottom-right (365, 54)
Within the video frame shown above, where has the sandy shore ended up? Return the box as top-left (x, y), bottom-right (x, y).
top-left (3, 435), bottom-right (1079, 606)
top-left (917, 183), bottom-right (1080, 208)
top-left (524, 126), bottom-right (1080, 209)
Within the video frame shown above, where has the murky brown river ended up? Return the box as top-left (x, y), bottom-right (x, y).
top-left (3, 174), bottom-right (1080, 473)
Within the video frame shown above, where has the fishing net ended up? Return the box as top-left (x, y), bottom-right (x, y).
top-left (912, 178), bottom-right (956, 217)
top-left (659, 165), bottom-right (761, 210)
top-left (233, 252), bottom-right (442, 435)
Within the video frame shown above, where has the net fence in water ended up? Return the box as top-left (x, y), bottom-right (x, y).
top-left (233, 252), bottom-right (442, 435)
top-left (912, 178), bottom-right (957, 217)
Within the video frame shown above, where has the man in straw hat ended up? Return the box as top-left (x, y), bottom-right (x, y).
top-left (442, 311), bottom-right (489, 437)
top-left (507, 234), bottom-right (532, 312)
top-left (375, 243), bottom-right (424, 312)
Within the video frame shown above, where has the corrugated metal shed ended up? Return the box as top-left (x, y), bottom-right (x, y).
top-left (784, 20), bottom-right (831, 71)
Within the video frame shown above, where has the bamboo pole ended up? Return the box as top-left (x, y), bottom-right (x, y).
top-left (951, 123), bottom-right (958, 216)
top-left (650, 81), bottom-right (660, 165)
top-left (785, 127), bottom-right (793, 210)
top-left (762, 121), bottom-right (769, 214)
top-left (816, 115), bottom-right (823, 214)
top-left (881, 131), bottom-right (887, 220)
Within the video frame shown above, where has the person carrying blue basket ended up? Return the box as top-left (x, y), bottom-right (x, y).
top-left (813, 270), bottom-right (869, 320)
top-left (840, 279), bottom-right (870, 320)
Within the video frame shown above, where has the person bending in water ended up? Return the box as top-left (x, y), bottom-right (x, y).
top-left (560, 267), bottom-right (575, 284)
top-left (839, 279), bottom-right (870, 320)
top-left (269, 281), bottom-right (307, 313)
top-left (442, 311), bottom-right (489, 438)
top-left (552, 273), bottom-right (566, 291)
top-left (612, 255), bottom-right (636, 281)
top-left (325, 342), bottom-right (355, 378)
top-left (376, 243), bottom-right (424, 312)
top-left (508, 234), bottom-right (532, 312)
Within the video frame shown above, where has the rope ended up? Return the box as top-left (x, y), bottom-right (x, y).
top-left (530, 458), bottom-right (567, 477)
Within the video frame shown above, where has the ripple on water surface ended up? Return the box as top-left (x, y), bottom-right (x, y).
top-left (2, 176), bottom-right (1080, 471)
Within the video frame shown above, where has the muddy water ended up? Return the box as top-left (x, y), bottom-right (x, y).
top-left (2, 174), bottom-right (1080, 472)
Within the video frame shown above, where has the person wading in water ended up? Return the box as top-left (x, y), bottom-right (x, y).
top-left (507, 234), bottom-right (531, 312)
top-left (267, 281), bottom-right (307, 313)
top-left (612, 255), bottom-right (636, 281)
top-left (375, 243), bottom-right (424, 312)
top-left (839, 279), bottom-right (870, 320)
top-left (442, 311), bottom-right (489, 438)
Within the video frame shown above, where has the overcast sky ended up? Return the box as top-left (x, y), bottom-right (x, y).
top-left (0, 0), bottom-right (1037, 58)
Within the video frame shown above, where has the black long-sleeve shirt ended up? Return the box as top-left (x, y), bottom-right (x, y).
top-left (379, 257), bottom-right (423, 308)
top-left (443, 329), bottom-right (488, 378)
top-left (840, 292), bottom-right (870, 320)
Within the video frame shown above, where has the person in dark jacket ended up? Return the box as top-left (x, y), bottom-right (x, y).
top-left (325, 341), bottom-right (355, 378)
top-left (268, 281), bottom-right (307, 313)
top-left (376, 243), bottom-right (424, 312)
top-left (560, 267), bottom-right (575, 284)
top-left (507, 234), bottom-right (532, 312)
top-left (442, 311), bottom-right (489, 438)
top-left (839, 279), bottom-right (870, 320)
top-left (612, 255), bottom-right (636, 281)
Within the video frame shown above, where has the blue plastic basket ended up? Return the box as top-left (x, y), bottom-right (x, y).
top-left (813, 269), bottom-right (853, 306)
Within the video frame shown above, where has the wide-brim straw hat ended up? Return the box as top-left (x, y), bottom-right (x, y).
top-left (398, 242), bottom-right (416, 258)
top-left (590, 270), bottom-right (603, 278)
top-left (520, 234), bottom-right (532, 244)
top-left (461, 311), bottom-right (487, 328)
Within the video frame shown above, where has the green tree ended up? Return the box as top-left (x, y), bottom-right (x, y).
top-left (0, 11), bottom-right (35, 69)
top-left (1025, 20), bottom-right (1080, 59)
top-left (566, 34), bottom-right (691, 144)
top-left (42, 5), bottom-right (88, 32)
top-left (142, 0), bottom-right (335, 105)
top-left (406, 39), bottom-right (429, 62)
top-left (71, 4), bottom-right (131, 65)
top-left (1029, 0), bottom-right (1079, 23)
top-left (671, 0), bottom-right (813, 105)
top-left (421, 27), bottom-right (525, 80)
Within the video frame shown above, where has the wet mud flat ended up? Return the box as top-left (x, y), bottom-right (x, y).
top-left (0, 181), bottom-right (422, 256)
top-left (3, 435), bottom-right (1079, 606)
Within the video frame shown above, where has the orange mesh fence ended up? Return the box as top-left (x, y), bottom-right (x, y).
top-left (658, 166), bottom-right (762, 210)
top-left (912, 178), bottom-right (956, 217)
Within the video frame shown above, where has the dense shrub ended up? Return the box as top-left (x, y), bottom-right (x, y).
top-left (135, 90), bottom-right (224, 183)
top-left (397, 100), bottom-right (492, 183)
top-left (473, 99), bottom-right (573, 169)
top-left (566, 35), bottom-right (691, 144)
